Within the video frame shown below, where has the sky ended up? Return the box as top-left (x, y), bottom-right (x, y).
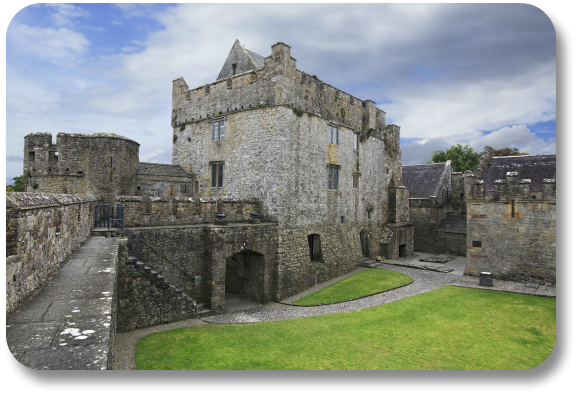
top-left (4, 2), bottom-right (556, 186)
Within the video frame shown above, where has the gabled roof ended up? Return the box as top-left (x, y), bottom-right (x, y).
top-left (216, 40), bottom-right (265, 81)
top-left (245, 48), bottom-right (264, 68)
top-left (481, 155), bottom-right (556, 191)
top-left (402, 162), bottom-right (448, 199)
top-left (137, 163), bottom-right (192, 178)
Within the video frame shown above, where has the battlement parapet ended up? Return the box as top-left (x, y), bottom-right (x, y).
top-left (470, 176), bottom-right (556, 202)
top-left (7, 192), bottom-right (98, 210)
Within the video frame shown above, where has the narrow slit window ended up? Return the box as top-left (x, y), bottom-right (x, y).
top-left (328, 125), bottom-right (338, 144)
top-left (353, 174), bottom-right (360, 189)
top-left (327, 166), bottom-right (339, 190)
top-left (194, 181), bottom-right (199, 194)
top-left (511, 198), bottom-right (515, 218)
top-left (354, 133), bottom-right (359, 151)
top-left (211, 163), bottom-right (224, 188)
top-left (232, 63), bottom-right (237, 76)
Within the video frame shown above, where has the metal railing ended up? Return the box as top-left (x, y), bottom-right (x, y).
top-left (95, 204), bottom-right (124, 229)
top-left (109, 218), bottom-right (195, 281)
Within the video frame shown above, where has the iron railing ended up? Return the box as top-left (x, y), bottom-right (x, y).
top-left (95, 204), bottom-right (124, 229)
top-left (109, 218), bottom-right (195, 281)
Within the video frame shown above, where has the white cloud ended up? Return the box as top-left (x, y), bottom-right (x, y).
top-left (470, 124), bottom-right (556, 155)
top-left (46, 3), bottom-right (89, 26)
top-left (8, 23), bottom-right (89, 66)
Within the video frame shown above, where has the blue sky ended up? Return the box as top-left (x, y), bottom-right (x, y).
top-left (4, 3), bottom-right (557, 185)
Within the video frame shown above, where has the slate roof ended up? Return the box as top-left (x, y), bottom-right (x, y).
top-left (402, 163), bottom-right (447, 199)
top-left (245, 48), bottom-right (265, 68)
top-left (436, 213), bottom-right (467, 234)
top-left (481, 155), bottom-right (556, 191)
top-left (137, 163), bottom-right (192, 178)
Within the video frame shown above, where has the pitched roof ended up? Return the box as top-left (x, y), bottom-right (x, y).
top-left (402, 163), bottom-right (447, 199)
top-left (137, 163), bottom-right (192, 178)
top-left (245, 48), bottom-right (264, 68)
top-left (481, 155), bottom-right (556, 191)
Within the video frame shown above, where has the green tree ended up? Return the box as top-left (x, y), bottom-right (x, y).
top-left (7, 175), bottom-right (25, 192)
top-left (430, 144), bottom-right (481, 172)
top-left (493, 147), bottom-right (529, 157)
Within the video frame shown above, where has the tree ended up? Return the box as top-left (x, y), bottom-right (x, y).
top-left (7, 175), bottom-right (25, 192)
top-left (493, 147), bottom-right (529, 157)
top-left (430, 144), bottom-right (481, 172)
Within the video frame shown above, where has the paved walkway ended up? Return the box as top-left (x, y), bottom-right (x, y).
top-left (6, 236), bottom-right (119, 370)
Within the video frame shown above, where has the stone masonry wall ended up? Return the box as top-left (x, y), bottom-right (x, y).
top-left (24, 133), bottom-right (140, 204)
top-left (6, 192), bottom-right (97, 313)
top-left (465, 178), bottom-right (556, 285)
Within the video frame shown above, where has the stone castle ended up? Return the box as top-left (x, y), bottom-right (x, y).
top-left (10, 41), bottom-right (414, 325)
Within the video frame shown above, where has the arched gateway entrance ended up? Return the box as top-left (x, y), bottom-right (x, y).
top-left (225, 250), bottom-right (266, 304)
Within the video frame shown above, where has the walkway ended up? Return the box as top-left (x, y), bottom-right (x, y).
top-left (6, 236), bottom-right (119, 370)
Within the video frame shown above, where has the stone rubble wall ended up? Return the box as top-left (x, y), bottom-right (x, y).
top-left (115, 196), bottom-right (261, 227)
top-left (465, 177), bottom-right (556, 285)
top-left (24, 133), bottom-right (140, 204)
top-left (6, 192), bottom-right (98, 313)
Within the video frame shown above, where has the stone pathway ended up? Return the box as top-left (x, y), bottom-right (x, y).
top-left (6, 236), bottom-right (119, 370)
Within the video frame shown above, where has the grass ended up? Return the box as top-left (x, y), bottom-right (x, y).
top-left (292, 268), bottom-right (412, 305)
top-left (135, 286), bottom-right (556, 370)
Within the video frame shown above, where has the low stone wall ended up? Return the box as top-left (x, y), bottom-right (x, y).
top-left (116, 248), bottom-right (198, 333)
top-left (6, 192), bottom-right (97, 314)
top-left (115, 196), bottom-right (261, 227)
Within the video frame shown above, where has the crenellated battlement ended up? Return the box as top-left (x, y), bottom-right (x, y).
top-left (115, 196), bottom-right (264, 227)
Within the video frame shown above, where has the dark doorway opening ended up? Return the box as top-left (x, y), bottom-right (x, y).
top-left (307, 234), bottom-right (324, 262)
top-left (225, 251), bottom-right (266, 304)
top-left (360, 230), bottom-right (370, 257)
top-left (399, 244), bottom-right (407, 258)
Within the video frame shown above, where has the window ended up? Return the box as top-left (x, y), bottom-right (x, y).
top-left (232, 63), bottom-right (237, 76)
top-left (211, 163), bottom-right (224, 188)
top-left (367, 210), bottom-right (372, 220)
top-left (328, 125), bottom-right (338, 144)
top-left (194, 181), bottom-right (199, 194)
top-left (327, 166), bottom-right (339, 190)
top-left (340, 216), bottom-right (345, 224)
top-left (353, 174), bottom-right (360, 189)
top-left (446, 186), bottom-right (450, 199)
top-left (49, 151), bottom-right (58, 162)
top-left (511, 198), bottom-right (516, 218)
top-left (168, 185), bottom-right (176, 196)
top-left (354, 133), bottom-right (359, 151)
top-left (473, 241), bottom-right (482, 247)
top-left (28, 151), bottom-right (35, 162)
top-left (212, 120), bottom-right (225, 140)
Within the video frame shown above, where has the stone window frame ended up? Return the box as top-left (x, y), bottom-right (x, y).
top-left (353, 173), bottom-right (360, 189)
top-left (212, 119), bottom-right (226, 140)
top-left (327, 165), bottom-right (339, 190)
top-left (194, 180), bottom-right (200, 194)
top-left (48, 151), bottom-right (59, 162)
top-left (210, 162), bottom-right (224, 188)
top-left (28, 151), bottom-right (36, 162)
top-left (231, 63), bottom-right (237, 76)
top-left (328, 124), bottom-right (339, 145)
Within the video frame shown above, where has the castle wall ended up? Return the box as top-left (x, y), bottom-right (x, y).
top-left (24, 133), bottom-right (139, 204)
top-left (6, 192), bottom-right (97, 313)
top-left (465, 177), bottom-right (556, 285)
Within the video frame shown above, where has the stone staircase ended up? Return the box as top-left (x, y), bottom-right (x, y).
top-left (126, 256), bottom-right (211, 317)
top-left (362, 257), bottom-right (383, 268)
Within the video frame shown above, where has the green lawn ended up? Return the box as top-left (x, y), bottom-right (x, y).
top-left (292, 268), bottom-right (413, 305)
top-left (135, 286), bottom-right (556, 370)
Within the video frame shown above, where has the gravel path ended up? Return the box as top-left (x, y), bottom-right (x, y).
top-left (112, 262), bottom-right (556, 369)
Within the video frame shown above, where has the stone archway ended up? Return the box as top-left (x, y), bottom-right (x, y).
top-left (225, 250), bottom-right (266, 304)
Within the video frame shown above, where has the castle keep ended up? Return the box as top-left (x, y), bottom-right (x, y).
top-left (12, 40), bottom-right (413, 325)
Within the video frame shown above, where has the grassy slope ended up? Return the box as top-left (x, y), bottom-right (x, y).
top-left (135, 286), bottom-right (556, 370)
top-left (292, 268), bottom-right (413, 305)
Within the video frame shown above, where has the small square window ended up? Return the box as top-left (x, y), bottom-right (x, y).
top-left (473, 241), bottom-right (482, 247)
top-left (49, 151), bottom-right (58, 162)
top-left (340, 216), bottom-right (345, 224)
top-left (28, 151), bottom-right (35, 162)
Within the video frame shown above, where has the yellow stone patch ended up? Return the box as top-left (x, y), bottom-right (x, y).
top-left (327, 143), bottom-right (339, 165)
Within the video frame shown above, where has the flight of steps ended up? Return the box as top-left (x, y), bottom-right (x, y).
top-left (126, 256), bottom-right (211, 317)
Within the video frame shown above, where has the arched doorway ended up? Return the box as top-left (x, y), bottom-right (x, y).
top-left (225, 250), bottom-right (266, 304)
top-left (359, 230), bottom-right (370, 257)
